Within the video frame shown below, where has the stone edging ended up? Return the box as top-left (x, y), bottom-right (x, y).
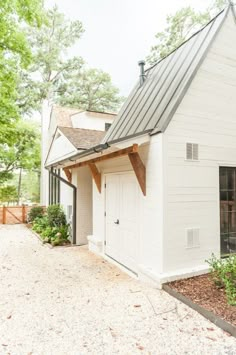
top-left (163, 284), bottom-right (236, 338)
top-left (29, 228), bottom-right (53, 249)
top-left (28, 226), bottom-right (74, 249)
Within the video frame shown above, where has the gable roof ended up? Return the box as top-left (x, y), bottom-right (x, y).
top-left (103, 7), bottom-right (230, 145)
top-left (52, 106), bottom-right (81, 127)
top-left (58, 127), bottom-right (106, 150)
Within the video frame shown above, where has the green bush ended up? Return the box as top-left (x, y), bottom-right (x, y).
top-left (47, 204), bottom-right (67, 227)
top-left (206, 254), bottom-right (236, 305)
top-left (31, 206), bottom-right (70, 246)
top-left (32, 216), bottom-right (49, 234)
top-left (28, 206), bottom-right (44, 222)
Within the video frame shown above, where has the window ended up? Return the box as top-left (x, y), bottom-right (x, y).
top-left (220, 167), bottom-right (236, 256)
top-left (105, 123), bottom-right (112, 131)
top-left (186, 143), bottom-right (199, 161)
top-left (49, 168), bottom-right (60, 205)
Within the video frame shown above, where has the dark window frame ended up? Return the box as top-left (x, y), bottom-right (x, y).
top-left (220, 167), bottom-right (236, 256)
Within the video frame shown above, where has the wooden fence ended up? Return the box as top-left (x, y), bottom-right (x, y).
top-left (0, 205), bottom-right (44, 225)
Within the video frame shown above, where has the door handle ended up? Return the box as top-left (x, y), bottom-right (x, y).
top-left (114, 219), bottom-right (119, 225)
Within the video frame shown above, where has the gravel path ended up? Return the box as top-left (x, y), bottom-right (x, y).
top-left (0, 225), bottom-right (236, 355)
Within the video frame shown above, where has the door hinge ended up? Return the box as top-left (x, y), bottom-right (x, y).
top-left (104, 183), bottom-right (106, 188)
top-left (104, 240), bottom-right (106, 246)
top-left (104, 211), bottom-right (106, 217)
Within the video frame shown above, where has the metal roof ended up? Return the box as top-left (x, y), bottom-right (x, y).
top-left (103, 7), bottom-right (229, 144)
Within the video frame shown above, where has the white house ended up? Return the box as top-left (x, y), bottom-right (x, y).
top-left (44, 106), bottom-right (116, 244)
top-left (46, 5), bottom-right (236, 287)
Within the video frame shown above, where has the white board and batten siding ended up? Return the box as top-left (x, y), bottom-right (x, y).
top-left (162, 10), bottom-right (236, 279)
top-left (89, 134), bottom-right (164, 282)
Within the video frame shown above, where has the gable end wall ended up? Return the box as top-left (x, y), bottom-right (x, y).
top-left (163, 10), bottom-right (236, 274)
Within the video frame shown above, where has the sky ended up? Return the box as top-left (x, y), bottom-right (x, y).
top-left (46, 0), bottom-right (217, 96)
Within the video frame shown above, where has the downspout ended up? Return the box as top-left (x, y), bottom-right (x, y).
top-left (48, 169), bottom-right (77, 245)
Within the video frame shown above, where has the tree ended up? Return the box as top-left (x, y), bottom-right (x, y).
top-left (0, 120), bottom-right (41, 184)
top-left (57, 68), bottom-right (123, 112)
top-left (146, 0), bottom-right (227, 65)
top-left (0, 185), bottom-right (18, 205)
top-left (18, 6), bottom-right (85, 114)
top-left (19, 6), bottom-right (123, 115)
top-left (0, 0), bottom-right (44, 141)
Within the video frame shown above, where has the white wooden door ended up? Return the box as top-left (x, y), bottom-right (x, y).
top-left (105, 174), bottom-right (120, 262)
top-left (105, 173), bottom-right (139, 273)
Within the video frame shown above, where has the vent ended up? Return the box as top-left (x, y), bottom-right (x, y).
top-left (186, 228), bottom-right (200, 248)
top-left (186, 143), bottom-right (198, 160)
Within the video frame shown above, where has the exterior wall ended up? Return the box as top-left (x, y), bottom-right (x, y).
top-left (76, 167), bottom-right (93, 245)
top-left (71, 112), bottom-right (114, 131)
top-left (60, 169), bottom-right (74, 221)
top-left (162, 10), bottom-right (236, 279)
top-left (41, 100), bottom-right (52, 205)
top-left (46, 133), bottom-right (77, 166)
top-left (90, 134), bottom-right (164, 282)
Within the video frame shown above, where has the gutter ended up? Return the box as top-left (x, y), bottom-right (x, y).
top-left (45, 143), bottom-right (110, 168)
top-left (48, 168), bottom-right (77, 245)
top-left (45, 131), bottom-right (153, 169)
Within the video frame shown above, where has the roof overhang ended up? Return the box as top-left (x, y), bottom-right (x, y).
top-left (45, 132), bottom-right (152, 196)
top-left (45, 131), bottom-right (151, 169)
top-left (64, 143), bottom-right (146, 196)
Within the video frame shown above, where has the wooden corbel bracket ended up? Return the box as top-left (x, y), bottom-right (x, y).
top-left (63, 168), bottom-right (72, 183)
top-left (88, 163), bottom-right (101, 193)
top-left (128, 150), bottom-right (146, 196)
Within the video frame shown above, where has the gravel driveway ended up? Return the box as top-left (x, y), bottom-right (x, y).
top-left (0, 225), bottom-right (236, 355)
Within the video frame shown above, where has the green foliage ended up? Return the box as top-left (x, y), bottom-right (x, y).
top-left (32, 215), bottom-right (49, 233)
top-left (18, 5), bottom-right (84, 113)
top-left (20, 170), bottom-right (40, 203)
top-left (19, 6), bottom-right (122, 115)
top-left (0, 185), bottom-right (18, 204)
top-left (28, 206), bottom-right (44, 222)
top-left (0, 119), bottom-right (41, 184)
top-left (206, 254), bottom-right (236, 305)
top-left (0, 0), bottom-right (44, 136)
top-left (46, 204), bottom-right (67, 227)
top-left (147, 0), bottom-right (227, 64)
top-left (57, 67), bottom-right (124, 112)
top-left (32, 214), bottom-right (69, 246)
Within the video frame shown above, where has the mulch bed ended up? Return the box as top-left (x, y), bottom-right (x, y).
top-left (168, 274), bottom-right (236, 326)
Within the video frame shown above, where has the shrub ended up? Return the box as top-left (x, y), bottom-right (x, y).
top-left (32, 216), bottom-right (49, 233)
top-left (28, 206), bottom-right (44, 222)
top-left (47, 204), bottom-right (67, 227)
top-left (206, 254), bottom-right (236, 305)
top-left (31, 206), bottom-right (70, 246)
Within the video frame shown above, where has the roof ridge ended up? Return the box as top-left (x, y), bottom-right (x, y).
top-left (58, 126), bottom-right (105, 133)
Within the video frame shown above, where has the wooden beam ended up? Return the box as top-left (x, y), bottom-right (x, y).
top-left (128, 152), bottom-right (146, 196)
top-left (67, 144), bottom-right (138, 170)
top-left (88, 163), bottom-right (101, 193)
top-left (63, 168), bottom-right (72, 183)
top-left (22, 205), bottom-right (26, 223)
top-left (2, 206), bottom-right (6, 224)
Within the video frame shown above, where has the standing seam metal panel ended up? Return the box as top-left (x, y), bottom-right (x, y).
top-left (103, 8), bottom-right (227, 144)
